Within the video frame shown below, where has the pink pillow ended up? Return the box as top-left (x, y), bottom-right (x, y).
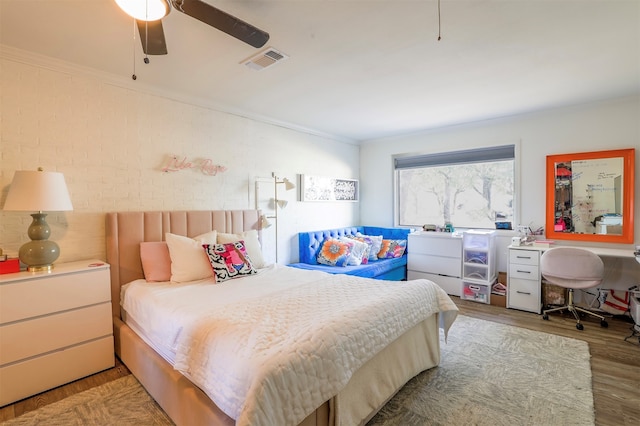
top-left (140, 242), bottom-right (172, 282)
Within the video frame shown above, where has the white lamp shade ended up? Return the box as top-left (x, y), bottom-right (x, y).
top-left (4, 170), bottom-right (73, 212)
top-left (115, 0), bottom-right (170, 21)
top-left (283, 178), bottom-right (296, 191)
top-left (260, 215), bottom-right (273, 229)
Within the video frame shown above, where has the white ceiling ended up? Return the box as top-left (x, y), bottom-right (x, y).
top-left (1, 0), bottom-right (639, 143)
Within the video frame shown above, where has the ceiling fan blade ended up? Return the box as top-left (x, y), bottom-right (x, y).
top-left (136, 19), bottom-right (168, 55)
top-left (171, 0), bottom-right (269, 48)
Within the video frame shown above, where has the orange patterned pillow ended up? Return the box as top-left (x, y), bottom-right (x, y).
top-left (377, 239), bottom-right (407, 259)
top-left (316, 238), bottom-right (352, 267)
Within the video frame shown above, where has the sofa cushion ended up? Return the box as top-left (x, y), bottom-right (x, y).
top-left (289, 256), bottom-right (406, 279)
top-left (354, 233), bottom-right (383, 262)
top-left (339, 236), bottom-right (370, 265)
top-left (317, 238), bottom-right (353, 267)
top-left (377, 239), bottom-right (407, 259)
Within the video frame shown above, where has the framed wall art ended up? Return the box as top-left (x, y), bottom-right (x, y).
top-left (299, 175), bottom-right (359, 202)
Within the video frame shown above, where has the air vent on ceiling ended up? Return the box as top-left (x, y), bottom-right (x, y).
top-left (243, 47), bottom-right (289, 71)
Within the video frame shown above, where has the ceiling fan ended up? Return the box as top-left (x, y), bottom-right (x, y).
top-left (115, 0), bottom-right (270, 55)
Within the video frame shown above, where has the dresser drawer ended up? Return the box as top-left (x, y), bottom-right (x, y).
top-left (509, 263), bottom-right (539, 280)
top-left (408, 253), bottom-right (461, 276)
top-left (0, 303), bottom-right (112, 365)
top-left (408, 234), bottom-right (462, 257)
top-left (0, 268), bottom-right (110, 323)
top-left (408, 270), bottom-right (461, 297)
top-left (508, 278), bottom-right (541, 313)
top-left (509, 249), bottom-right (539, 266)
top-left (0, 336), bottom-right (114, 406)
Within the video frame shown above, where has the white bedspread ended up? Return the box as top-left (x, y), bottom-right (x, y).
top-left (122, 264), bottom-right (458, 426)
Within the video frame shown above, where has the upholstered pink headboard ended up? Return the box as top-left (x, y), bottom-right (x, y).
top-left (105, 210), bottom-right (261, 319)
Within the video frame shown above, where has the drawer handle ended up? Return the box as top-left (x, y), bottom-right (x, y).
top-left (516, 270), bottom-right (531, 274)
top-left (516, 255), bottom-right (532, 259)
top-left (516, 291), bottom-right (531, 295)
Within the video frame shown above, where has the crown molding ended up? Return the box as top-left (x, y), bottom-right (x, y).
top-left (0, 44), bottom-right (357, 146)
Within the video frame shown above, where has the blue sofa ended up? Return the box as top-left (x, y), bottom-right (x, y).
top-left (288, 226), bottom-right (412, 281)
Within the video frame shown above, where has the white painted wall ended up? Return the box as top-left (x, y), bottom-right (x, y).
top-left (0, 55), bottom-right (360, 265)
top-left (360, 96), bottom-right (640, 286)
top-left (1, 50), bottom-right (638, 281)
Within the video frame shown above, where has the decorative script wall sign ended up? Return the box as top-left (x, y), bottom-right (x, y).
top-left (161, 155), bottom-right (227, 176)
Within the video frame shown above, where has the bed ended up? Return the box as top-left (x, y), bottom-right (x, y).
top-left (106, 210), bottom-right (458, 426)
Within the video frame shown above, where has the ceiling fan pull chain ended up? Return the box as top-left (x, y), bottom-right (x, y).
top-left (141, 0), bottom-right (150, 64)
top-left (144, 20), bottom-right (150, 64)
top-left (437, 0), bottom-right (442, 41)
top-left (132, 19), bottom-right (137, 80)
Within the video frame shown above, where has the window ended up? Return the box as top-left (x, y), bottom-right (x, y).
top-left (395, 145), bottom-right (515, 229)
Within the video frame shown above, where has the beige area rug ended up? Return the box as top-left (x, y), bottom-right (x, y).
top-left (3, 315), bottom-right (594, 426)
top-left (368, 314), bottom-right (595, 426)
top-left (1, 375), bottom-right (172, 426)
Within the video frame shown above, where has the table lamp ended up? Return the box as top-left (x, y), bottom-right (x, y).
top-left (3, 168), bottom-right (73, 272)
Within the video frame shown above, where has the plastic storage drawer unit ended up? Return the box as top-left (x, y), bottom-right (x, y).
top-left (462, 281), bottom-right (490, 304)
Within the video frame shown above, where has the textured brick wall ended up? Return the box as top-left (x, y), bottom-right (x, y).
top-left (0, 57), bottom-right (360, 264)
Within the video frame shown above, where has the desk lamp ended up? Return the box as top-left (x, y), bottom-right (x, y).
top-left (3, 168), bottom-right (73, 272)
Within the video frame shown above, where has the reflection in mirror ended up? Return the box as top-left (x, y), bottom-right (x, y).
top-left (546, 149), bottom-right (635, 244)
top-left (554, 157), bottom-right (624, 235)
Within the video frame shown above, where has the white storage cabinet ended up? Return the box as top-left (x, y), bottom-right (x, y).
top-left (407, 232), bottom-right (463, 296)
top-left (0, 260), bottom-right (115, 406)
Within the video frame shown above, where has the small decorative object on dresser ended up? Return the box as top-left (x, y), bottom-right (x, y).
top-left (0, 260), bottom-right (114, 406)
top-left (0, 258), bottom-right (20, 274)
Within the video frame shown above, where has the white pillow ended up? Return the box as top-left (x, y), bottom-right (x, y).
top-left (165, 230), bottom-right (218, 283)
top-left (339, 237), bottom-right (368, 266)
top-left (217, 229), bottom-right (266, 269)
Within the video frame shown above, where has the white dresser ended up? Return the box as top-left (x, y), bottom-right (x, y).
top-left (507, 246), bottom-right (543, 314)
top-left (0, 260), bottom-right (114, 406)
top-left (407, 232), bottom-right (463, 296)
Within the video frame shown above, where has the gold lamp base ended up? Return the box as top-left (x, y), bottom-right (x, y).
top-left (27, 264), bottom-right (54, 273)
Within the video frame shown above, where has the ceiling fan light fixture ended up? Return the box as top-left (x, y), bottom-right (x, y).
top-left (115, 0), bottom-right (170, 21)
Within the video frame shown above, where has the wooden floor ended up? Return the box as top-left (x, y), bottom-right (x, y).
top-left (1, 298), bottom-right (639, 425)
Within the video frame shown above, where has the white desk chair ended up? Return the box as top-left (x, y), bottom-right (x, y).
top-left (541, 247), bottom-right (608, 331)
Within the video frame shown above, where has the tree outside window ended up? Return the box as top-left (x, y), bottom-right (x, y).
top-left (396, 148), bottom-right (515, 229)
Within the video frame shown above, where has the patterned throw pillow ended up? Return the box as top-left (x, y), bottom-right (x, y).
top-left (317, 238), bottom-right (353, 267)
top-left (203, 241), bottom-right (257, 283)
top-left (356, 233), bottom-right (383, 261)
top-left (339, 236), bottom-right (369, 266)
top-left (377, 239), bottom-right (408, 259)
top-left (343, 236), bottom-right (372, 265)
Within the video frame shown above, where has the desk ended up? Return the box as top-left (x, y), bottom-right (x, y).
top-left (506, 244), bottom-right (638, 314)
